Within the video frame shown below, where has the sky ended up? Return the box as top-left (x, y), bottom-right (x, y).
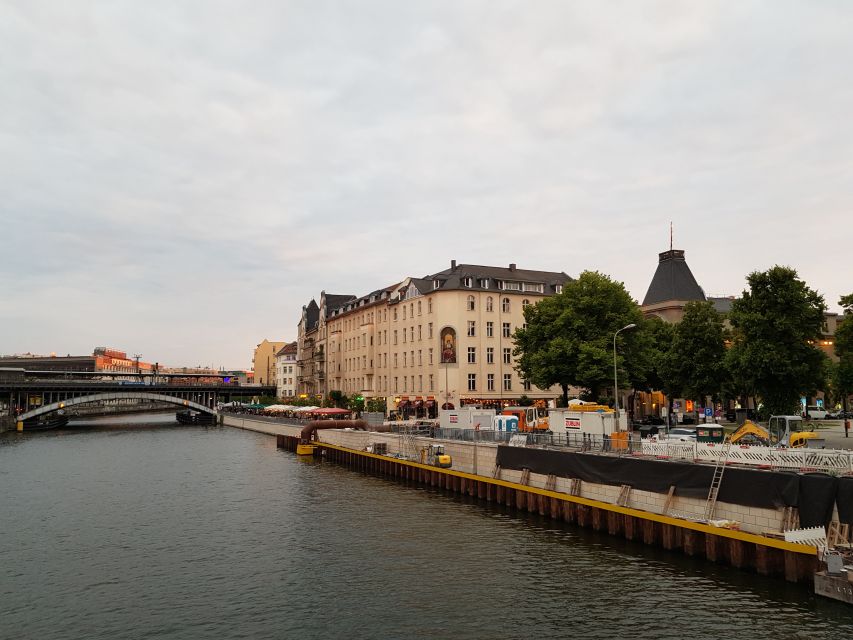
top-left (2, 1), bottom-right (852, 369)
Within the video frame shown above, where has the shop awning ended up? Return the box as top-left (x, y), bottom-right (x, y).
top-left (307, 408), bottom-right (352, 416)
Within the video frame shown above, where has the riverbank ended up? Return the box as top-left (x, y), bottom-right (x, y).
top-left (221, 415), bottom-right (833, 585)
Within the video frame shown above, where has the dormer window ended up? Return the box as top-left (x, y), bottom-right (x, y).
top-left (463, 277), bottom-right (473, 288)
top-left (479, 279), bottom-right (489, 288)
top-left (433, 279), bottom-right (441, 289)
top-left (556, 285), bottom-right (563, 294)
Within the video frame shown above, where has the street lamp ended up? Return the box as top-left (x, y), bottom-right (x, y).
top-left (613, 323), bottom-right (637, 432)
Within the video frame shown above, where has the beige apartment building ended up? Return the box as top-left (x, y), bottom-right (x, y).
top-left (253, 339), bottom-right (286, 386)
top-left (301, 261), bottom-right (571, 416)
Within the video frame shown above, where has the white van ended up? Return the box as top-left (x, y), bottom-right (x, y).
top-left (804, 405), bottom-right (828, 420)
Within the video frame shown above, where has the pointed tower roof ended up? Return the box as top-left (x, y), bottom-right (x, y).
top-left (642, 249), bottom-right (705, 306)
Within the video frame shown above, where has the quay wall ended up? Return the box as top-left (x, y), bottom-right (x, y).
top-left (222, 415), bottom-right (786, 535)
top-left (0, 416), bottom-right (13, 433)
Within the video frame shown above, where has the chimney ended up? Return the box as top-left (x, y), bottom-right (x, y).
top-left (509, 263), bottom-right (516, 271)
top-left (451, 259), bottom-right (457, 269)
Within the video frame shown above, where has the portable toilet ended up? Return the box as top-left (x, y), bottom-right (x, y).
top-left (493, 415), bottom-right (519, 433)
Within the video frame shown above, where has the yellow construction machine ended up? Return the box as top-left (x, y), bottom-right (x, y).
top-left (421, 444), bottom-right (453, 468)
top-left (728, 416), bottom-right (824, 448)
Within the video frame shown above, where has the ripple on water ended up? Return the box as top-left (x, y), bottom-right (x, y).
top-left (1, 421), bottom-right (852, 640)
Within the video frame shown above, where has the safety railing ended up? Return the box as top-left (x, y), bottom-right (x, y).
top-left (640, 440), bottom-right (853, 474)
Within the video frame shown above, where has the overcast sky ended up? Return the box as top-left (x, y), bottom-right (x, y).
top-left (2, 1), bottom-right (851, 369)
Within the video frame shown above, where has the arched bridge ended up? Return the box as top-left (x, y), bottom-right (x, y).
top-left (1, 381), bottom-right (277, 422)
top-left (18, 392), bottom-right (215, 421)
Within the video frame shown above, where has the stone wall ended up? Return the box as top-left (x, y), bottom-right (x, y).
top-left (0, 416), bottom-right (14, 433)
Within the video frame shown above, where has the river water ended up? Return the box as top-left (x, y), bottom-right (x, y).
top-left (1, 413), bottom-right (851, 639)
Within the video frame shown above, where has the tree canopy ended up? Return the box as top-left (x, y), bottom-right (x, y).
top-left (725, 266), bottom-right (827, 416)
top-left (513, 270), bottom-right (644, 403)
top-left (662, 301), bottom-right (727, 402)
top-left (834, 293), bottom-right (853, 405)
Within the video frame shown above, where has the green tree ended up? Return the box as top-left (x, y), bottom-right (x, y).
top-left (327, 390), bottom-right (348, 408)
top-left (513, 271), bottom-right (644, 404)
top-left (834, 294), bottom-right (853, 414)
top-left (725, 266), bottom-right (827, 416)
top-left (663, 301), bottom-right (727, 404)
top-left (349, 393), bottom-right (365, 414)
top-left (365, 398), bottom-right (386, 413)
top-left (632, 316), bottom-right (676, 396)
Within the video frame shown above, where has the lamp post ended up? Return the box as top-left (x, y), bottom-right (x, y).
top-left (613, 324), bottom-right (637, 432)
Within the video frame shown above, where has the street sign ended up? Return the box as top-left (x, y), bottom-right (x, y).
top-left (704, 407), bottom-right (713, 417)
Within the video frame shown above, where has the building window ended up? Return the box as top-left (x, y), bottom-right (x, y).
top-left (503, 348), bottom-right (511, 364)
top-left (403, 352), bottom-right (407, 367)
top-left (433, 280), bottom-right (440, 290)
top-left (467, 347), bottom-right (476, 364)
top-left (486, 347), bottom-right (494, 364)
top-left (403, 306), bottom-right (406, 320)
top-left (523, 379), bottom-right (532, 391)
top-left (403, 329), bottom-right (407, 343)
top-left (487, 373), bottom-right (495, 391)
top-left (502, 297), bottom-right (510, 313)
top-left (556, 285), bottom-right (563, 294)
top-left (429, 374), bottom-right (434, 391)
top-left (502, 322), bottom-right (511, 338)
top-left (428, 298), bottom-right (433, 313)
top-left (394, 308), bottom-right (398, 321)
top-left (468, 373), bottom-right (477, 391)
top-left (467, 321), bottom-right (476, 337)
top-left (394, 353), bottom-right (398, 368)
top-left (464, 277), bottom-right (473, 287)
top-left (428, 323), bottom-right (433, 338)
top-left (503, 374), bottom-right (512, 391)
top-left (467, 295), bottom-right (475, 311)
top-left (522, 299), bottom-right (530, 307)
top-left (403, 377), bottom-right (407, 392)
top-left (418, 300), bottom-right (422, 315)
top-left (418, 325), bottom-right (422, 340)
top-left (410, 351), bottom-right (414, 367)
top-left (486, 296), bottom-right (493, 312)
top-left (479, 278), bottom-right (489, 288)
top-left (394, 330), bottom-right (398, 345)
top-left (394, 377), bottom-right (398, 392)
top-left (429, 348), bottom-right (433, 365)
top-left (410, 327), bottom-right (414, 341)
top-left (486, 321), bottom-right (494, 338)
top-left (419, 375), bottom-right (423, 391)
top-left (418, 350), bottom-right (422, 366)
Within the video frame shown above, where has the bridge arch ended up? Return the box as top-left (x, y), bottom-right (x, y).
top-left (18, 392), bottom-right (215, 422)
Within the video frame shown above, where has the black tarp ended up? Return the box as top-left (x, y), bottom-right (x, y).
top-left (797, 473), bottom-right (838, 528)
top-left (495, 446), bottom-right (800, 510)
top-left (837, 477), bottom-right (853, 526)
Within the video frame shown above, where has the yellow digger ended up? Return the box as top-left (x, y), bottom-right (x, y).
top-left (420, 444), bottom-right (453, 468)
top-left (728, 416), bottom-right (825, 448)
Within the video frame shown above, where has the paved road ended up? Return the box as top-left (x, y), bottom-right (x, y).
top-left (813, 419), bottom-right (853, 449)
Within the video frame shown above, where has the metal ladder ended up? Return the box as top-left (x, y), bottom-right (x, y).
top-left (704, 442), bottom-right (732, 520)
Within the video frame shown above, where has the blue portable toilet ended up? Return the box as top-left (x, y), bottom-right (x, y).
top-left (495, 415), bottom-right (519, 432)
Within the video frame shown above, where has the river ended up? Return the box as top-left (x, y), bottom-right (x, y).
top-left (1, 413), bottom-right (851, 639)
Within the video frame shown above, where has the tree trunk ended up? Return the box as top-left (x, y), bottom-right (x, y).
top-left (561, 383), bottom-right (568, 406)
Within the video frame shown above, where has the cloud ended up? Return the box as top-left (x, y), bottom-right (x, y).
top-left (2, 1), bottom-right (851, 366)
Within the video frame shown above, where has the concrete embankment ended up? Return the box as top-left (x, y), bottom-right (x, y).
top-left (0, 416), bottom-right (14, 433)
top-left (221, 414), bottom-right (819, 583)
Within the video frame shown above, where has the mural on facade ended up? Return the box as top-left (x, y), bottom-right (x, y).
top-left (440, 327), bottom-right (457, 364)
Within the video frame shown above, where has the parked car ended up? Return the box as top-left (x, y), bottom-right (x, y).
top-left (725, 408), bottom-right (757, 423)
top-left (803, 405), bottom-right (829, 420)
top-left (664, 428), bottom-right (697, 442)
top-left (827, 410), bottom-right (853, 420)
